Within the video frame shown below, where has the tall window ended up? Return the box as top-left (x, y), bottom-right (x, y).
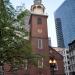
top-left (0, 66), bottom-right (4, 75)
top-left (38, 58), bottom-right (43, 68)
top-left (37, 17), bottom-right (42, 24)
top-left (23, 59), bottom-right (28, 70)
top-left (38, 39), bottom-right (43, 49)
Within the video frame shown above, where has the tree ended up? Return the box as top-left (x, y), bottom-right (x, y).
top-left (0, 0), bottom-right (33, 74)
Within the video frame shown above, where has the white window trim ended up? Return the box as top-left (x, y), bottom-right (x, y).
top-left (38, 58), bottom-right (43, 68)
top-left (38, 39), bottom-right (43, 49)
top-left (24, 59), bottom-right (28, 70)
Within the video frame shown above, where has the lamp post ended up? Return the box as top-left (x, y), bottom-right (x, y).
top-left (49, 58), bottom-right (56, 75)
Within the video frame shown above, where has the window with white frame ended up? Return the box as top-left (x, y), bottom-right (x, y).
top-left (24, 59), bottom-right (28, 70)
top-left (38, 57), bottom-right (43, 68)
top-left (38, 39), bottom-right (43, 49)
top-left (0, 66), bottom-right (4, 75)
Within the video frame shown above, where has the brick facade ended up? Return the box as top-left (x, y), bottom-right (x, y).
top-left (29, 14), bottom-right (50, 75)
top-left (49, 47), bottom-right (64, 75)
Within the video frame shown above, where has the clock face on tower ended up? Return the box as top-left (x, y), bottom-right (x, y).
top-left (37, 29), bottom-right (42, 33)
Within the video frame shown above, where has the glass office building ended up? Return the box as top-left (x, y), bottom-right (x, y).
top-left (54, 0), bottom-right (75, 48)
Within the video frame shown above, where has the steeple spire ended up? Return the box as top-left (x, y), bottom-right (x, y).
top-left (34, 0), bottom-right (42, 5)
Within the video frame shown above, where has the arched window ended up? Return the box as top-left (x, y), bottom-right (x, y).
top-left (37, 17), bottom-right (42, 24)
top-left (37, 6), bottom-right (41, 9)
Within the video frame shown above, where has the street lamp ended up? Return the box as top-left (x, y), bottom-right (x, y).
top-left (49, 58), bottom-right (57, 75)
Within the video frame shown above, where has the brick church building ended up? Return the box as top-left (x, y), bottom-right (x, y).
top-left (3, 0), bottom-right (64, 75)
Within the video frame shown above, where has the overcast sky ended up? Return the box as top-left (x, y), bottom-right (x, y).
top-left (10, 0), bottom-right (65, 47)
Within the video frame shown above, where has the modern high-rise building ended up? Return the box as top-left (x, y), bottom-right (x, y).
top-left (54, 0), bottom-right (75, 48)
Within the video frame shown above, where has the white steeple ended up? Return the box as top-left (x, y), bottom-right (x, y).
top-left (31, 0), bottom-right (45, 14)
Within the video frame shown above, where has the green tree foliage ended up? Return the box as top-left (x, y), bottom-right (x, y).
top-left (0, 0), bottom-right (33, 71)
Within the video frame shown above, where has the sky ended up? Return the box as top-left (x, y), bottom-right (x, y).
top-left (10, 0), bottom-right (65, 47)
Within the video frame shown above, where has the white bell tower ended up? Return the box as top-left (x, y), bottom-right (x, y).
top-left (31, 0), bottom-right (45, 14)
